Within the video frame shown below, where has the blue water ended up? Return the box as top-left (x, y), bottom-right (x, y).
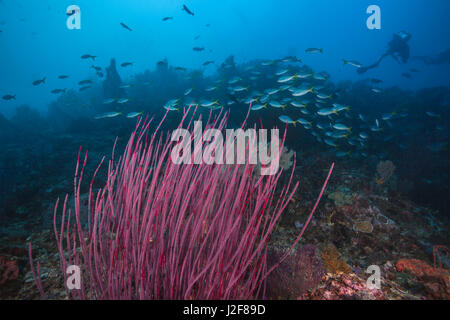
top-left (0, 0), bottom-right (449, 117)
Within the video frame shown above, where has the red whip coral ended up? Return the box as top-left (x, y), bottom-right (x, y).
top-left (29, 106), bottom-right (334, 299)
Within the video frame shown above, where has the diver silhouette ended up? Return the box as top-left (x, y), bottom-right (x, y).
top-left (358, 31), bottom-right (412, 74)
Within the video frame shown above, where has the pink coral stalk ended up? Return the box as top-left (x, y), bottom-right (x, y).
top-left (29, 105), bottom-right (334, 299)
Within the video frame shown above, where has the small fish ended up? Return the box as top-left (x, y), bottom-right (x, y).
top-left (277, 74), bottom-right (298, 83)
top-left (251, 104), bottom-right (267, 111)
top-left (372, 88), bottom-right (382, 93)
top-left (281, 56), bottom-right (301, 63)
top-left (51, 88), bottom-right (66, 94)
top-left (157, 60), bottom-right (168, 68)
top-left (32, 77), bottom-right (46, 86)
top-left (193, 47), bottom-right (205, 52)
top-left (291, 101), bottom-right (306, 108)
top-left (359, 132), bottom-right (369, 139)
top-left (175, 66), bottom-right (187, 71)
top-left (81, 54), bottom-right (96, 61)
top-left (292, 87), bottom-right (314, 97)
top-left (205, 86), bottom-right (218, 92)
top-left (332, 104), bottom-right (350, 112)
top-left (305, 48), bottom-right (323, 54)
top-left (199, 99), bottom-right (219, 108)
top-left (371, 78), bottom-right (383, 84)
top-left (228, 77), bottom-right (241, 84)
top-left (381, 112), bottom-right (396, 121)
top-left (194, 35), bottom-right (200, 40)
top-left (79, 85), bottom-right (92, 92)
top-left (261, 60), bottom-right (276, 66)
top-left (316, 92), bottom-right (332, 99)
top-left (2, 94), bottom-right (16, 100)
top-left (121, 62), bottom-right (133, 67)
top-left (117, 98), bottom-right (130, 104)
top-left (120, 84), bottom-right (134, 89)
top-left (127, 111), bottom-right (144, 118)
top-left (78, 79), bottom-right (93, 85)
top-left (317, 108), bottom-right (337, 116)
top-left (324, 139), bottom-right (337, 147)
top-left (297, 71), bottom-right (313, 79)
top-left (91, 65), bottom-right (102, 71)
top-left (269, 101), bottom-right (285, 109)
top-left (297, 118), bottom-right (311, 126)
top-left (275, 68), bottom-right (290, 76)
top-left (425, 111), bottom-right (440, 118)
top-left (402, 72), bottom-right (412, 79)
top-left (164, 105), bottom-right (179, 111)
top-left (370, 125), bottom-right (383, 132)
top-left (233, 86), bottom-right (248, 92)
top-left (333, 123), bottom-right (351, 131)
top-left (103, 98), bottom-right (116, 104)
top-left (182, 4), bottom-right (194, 16)
top-left (279, 115), bottom-right (296, 125)
top-left (342, 59), bottom-right (362, 68)
top-left (162, 17), bottom-right (173, 21)
top-left (202, 60), bottom-right (215, 66)
top-left (184, 88), bottom-right (193, 95)
top-left (331, 132), bottom-right (349, 139)
top-left (96, 71), bottom-right (104, 78)
top-left (58, 75), bottom-right (69, 79)
top-left (95, 112), bottom-right (122, 120)
top-left (120, 22), bottom-right (133, 31)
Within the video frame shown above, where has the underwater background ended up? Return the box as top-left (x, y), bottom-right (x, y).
top-left (0, 0), bottom-right (449, 299)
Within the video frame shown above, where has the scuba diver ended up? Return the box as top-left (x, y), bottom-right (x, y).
top-left (358, 31), bottom-right (411, 74)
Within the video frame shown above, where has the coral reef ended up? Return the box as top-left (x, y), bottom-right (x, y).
top-left (29, 110), bottom-right (334, 300)
top-left (320, 244), bottom-right (352, 274)
top-left (266, 244), bottom-right (325, 299)
top-left (396, 258), bottom-right (450, 299)
top-left (103, 58), bottom-right (125, 99)
top-left (376, 160), bottom-right (396, 185)
top-left (298, 273), bottom-right (385, 300)
top-left (353, 220), bottom-right (374, 233)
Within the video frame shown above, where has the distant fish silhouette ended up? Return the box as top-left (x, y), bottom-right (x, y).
top-left (182, 4), bottom-right (194, 16)
top-left (120, 22), bottom-right (133, 31)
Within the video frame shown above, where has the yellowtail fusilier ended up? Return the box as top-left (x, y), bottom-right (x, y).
top-left (126, 111), bottom-right (144, 118)
top-left (199, 99), bottom-right (219, 108)
top-left (305, 48), bottom-right (323, 54)
top-left (251, 104), bottom-right (267, 111)
top-left (94, 112), bottom-right (122, 120)
top-left (292, 87), bottom-right (314, 97)
top-left (117, 98), bottom-right (130, 104)
top-left (279, 115), bottom-right (296, 125)
top-left (342, 59), bottom-right (362, 68)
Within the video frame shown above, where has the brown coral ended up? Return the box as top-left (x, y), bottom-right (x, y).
top-left (353, 220), bottom-right (374, 233)
top-left (376, 160), bottom-right (395, 185)
top-left (320, 245), bottom-right (352, 274)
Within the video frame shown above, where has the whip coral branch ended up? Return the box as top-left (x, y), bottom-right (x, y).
top-left (29, 105), bottom-right (334, 300)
